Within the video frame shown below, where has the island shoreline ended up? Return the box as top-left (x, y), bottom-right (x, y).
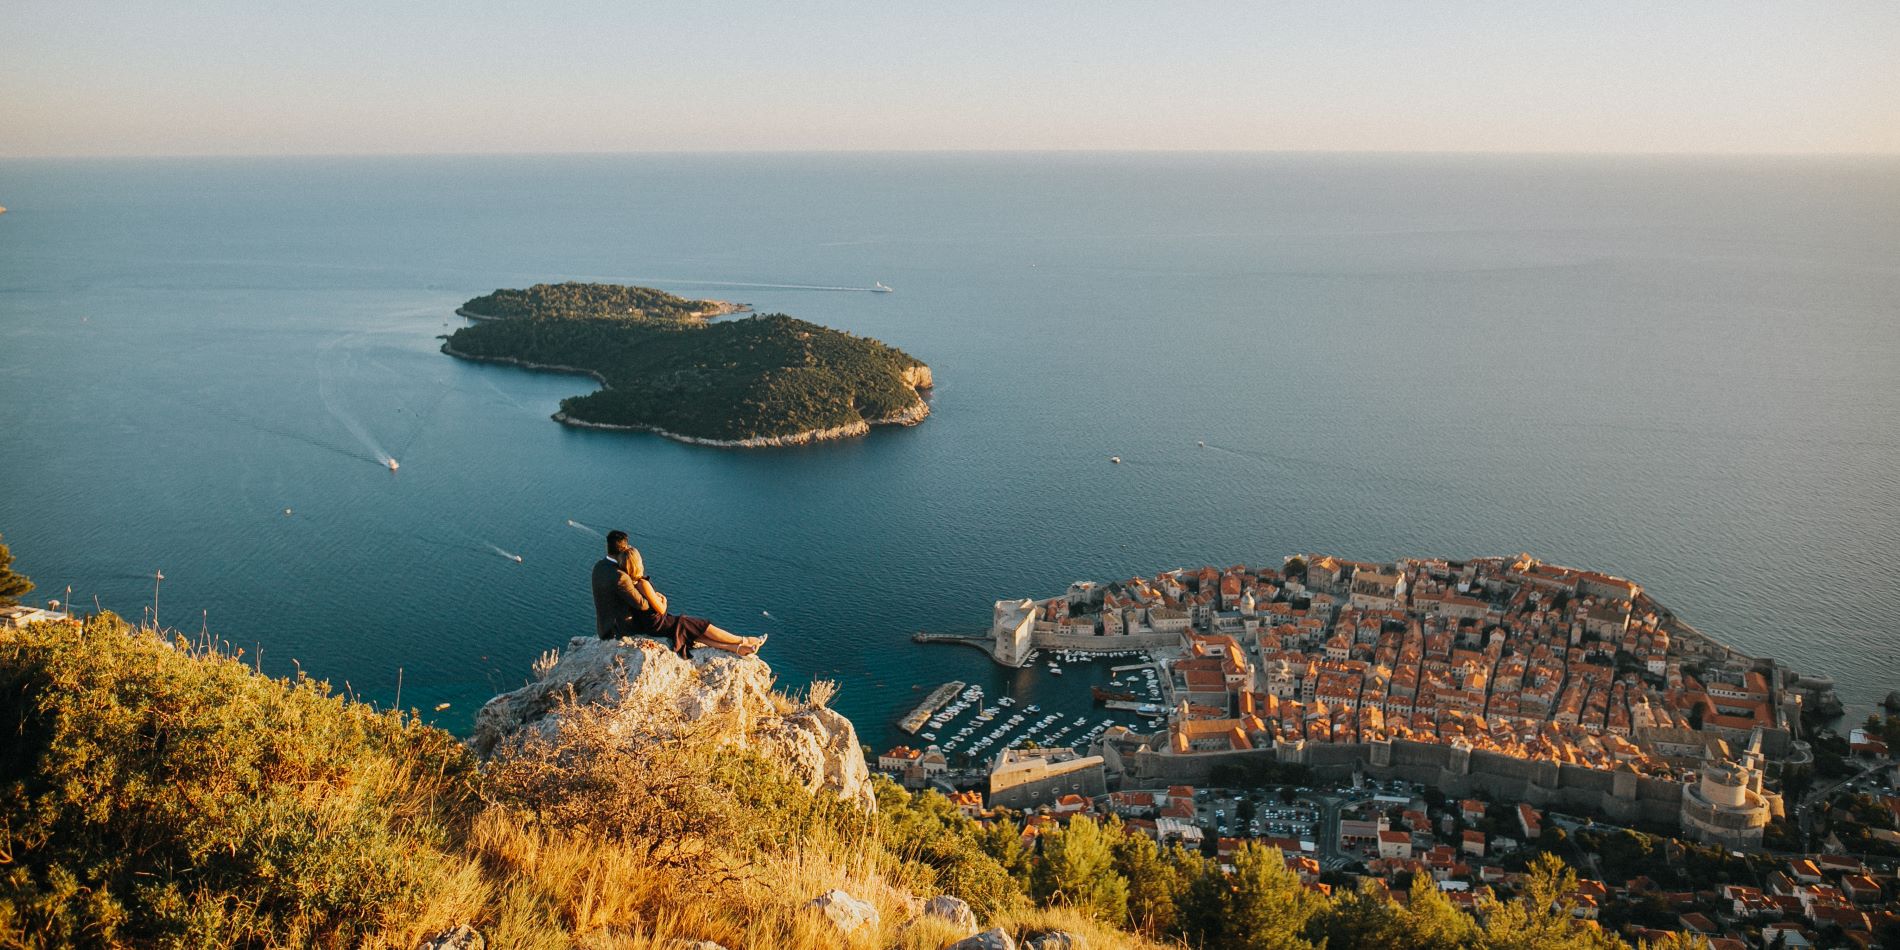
top-left (455, 300), bottom-right (751, 323)
top-left (440, 340), bottom-right (931, 448)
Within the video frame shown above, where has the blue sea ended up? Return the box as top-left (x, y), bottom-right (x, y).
top-left (1, 153), bottom-right (1896, 748)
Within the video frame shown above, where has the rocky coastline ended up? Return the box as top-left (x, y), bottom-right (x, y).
top-left (454, 299), bottom-right (751, 323)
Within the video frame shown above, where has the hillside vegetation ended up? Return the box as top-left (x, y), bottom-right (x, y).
top-left (447, 282), bottom-right (931, 443)
top-left (0, 614), bottom-right (1683, 950)
top-left (460, 284), bottom-right (728, 323)
top-left (0, 618), bottom-right (1141, 950)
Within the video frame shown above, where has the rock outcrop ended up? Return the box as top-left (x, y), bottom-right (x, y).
top-left (1020, 931), bottom-right (1083, 950)
top-left (947, 930), bottom-right (1018, 950)
top-left (473, 636), bottom-right (874, 810)
top-left (804, 889), bottom-right (880, 935)
top-left (921, 894), bottom-right (978, 930)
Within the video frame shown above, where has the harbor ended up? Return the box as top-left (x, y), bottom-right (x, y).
top-left (898, 679), bottom-right (965, 734)
top-left (898, 647), bottom-right (1172, 767)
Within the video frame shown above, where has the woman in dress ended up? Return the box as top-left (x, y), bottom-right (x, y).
top-left (622, 547), bottom-right (765, 658)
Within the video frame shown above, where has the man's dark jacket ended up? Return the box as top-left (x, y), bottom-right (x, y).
top-left (590, 556), bottom-right (647, 639)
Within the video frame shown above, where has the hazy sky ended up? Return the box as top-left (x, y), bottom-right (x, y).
top-left (4, 1), bottom-right (1896, 157)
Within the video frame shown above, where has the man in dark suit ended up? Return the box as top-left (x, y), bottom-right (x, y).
top-left (591, 530), bottom-right (650, 640)
top-left (590, 530), bottom-right (764, 658)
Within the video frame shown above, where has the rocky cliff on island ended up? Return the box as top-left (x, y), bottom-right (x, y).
top-left (443, 281), bottom-right (933, 447)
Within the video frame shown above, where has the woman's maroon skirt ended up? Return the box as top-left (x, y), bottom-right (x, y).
top-left (629, 610), bottom-right (711, 647)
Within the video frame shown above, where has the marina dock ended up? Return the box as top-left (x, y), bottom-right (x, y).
top-left (899, 680), bottom-right (965, 734)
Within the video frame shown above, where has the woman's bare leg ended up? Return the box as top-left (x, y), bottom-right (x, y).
top-left (700, 624), bottom-right (765, 656)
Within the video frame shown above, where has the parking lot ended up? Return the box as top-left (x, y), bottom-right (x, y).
top-left (1194, 788), bottom-right (1320, 841)
top-left (1181, 779), bottom-right (1433, 871)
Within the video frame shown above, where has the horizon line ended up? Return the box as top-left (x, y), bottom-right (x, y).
top-left (5, 146), bottom-right (1899, 162)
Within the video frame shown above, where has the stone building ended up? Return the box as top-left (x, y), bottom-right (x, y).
top-left (988, 747), bottom-right (1107, 811)
top-left (1679, 729), bottom-right (1778, 850)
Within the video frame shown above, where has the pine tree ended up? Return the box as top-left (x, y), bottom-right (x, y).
top-left (1173, 848), bottom-right (1231, 948)
top-left (1394, 874), bottom-right (1484, 949)
top-left (1223, 842), bottom-right (1322, 950)
top-left (1108, 819), bottom-right (1182, 935)
top-left (1480, 852), bottom-right (1623, 950)
top-left (1030, 815), bottom-right (1129, 924)
top-left (0, 532), bottom-right (34, 606)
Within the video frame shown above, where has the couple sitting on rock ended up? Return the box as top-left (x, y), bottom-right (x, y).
top-left (590, 530), bottom-right (765, 659)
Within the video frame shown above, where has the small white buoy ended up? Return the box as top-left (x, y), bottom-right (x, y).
top-left (283, 508), bottom-right (293, 516)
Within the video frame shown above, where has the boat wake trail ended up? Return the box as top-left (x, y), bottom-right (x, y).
top-left (392, 381), bottom-right (456, 459)
top-left (1202, 442), bottom-right (1268, 463)
top-left (477, 376), bottom-right (523, 408)
top-left (485, 543), bottom-right (525, 563)
top-left (565, 519), bottom-right (605, 537)
top-left (317, 334), bottom-right (395, 469)
top-left (175, 390), bottom-right (378, 466)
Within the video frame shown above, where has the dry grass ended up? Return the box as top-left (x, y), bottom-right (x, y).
top-left (4, 619), bottom-right (1171, 950)
top-left (397, 805), bottom-right (1174, 950)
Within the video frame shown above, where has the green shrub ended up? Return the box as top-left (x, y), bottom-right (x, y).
top-left (0, 616), bottom-right (477, 949)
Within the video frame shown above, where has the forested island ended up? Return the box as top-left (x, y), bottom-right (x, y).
top-left (444, 282), bottom-right (933, 446)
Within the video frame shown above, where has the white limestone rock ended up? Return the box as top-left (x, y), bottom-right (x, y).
top-left (947, 929), bottom-right (1018, 950)
top-left (472, 636), bottom-right (874, 809)
top-left (921, 894), bottom-right (978, 930)
top-left (805, 888), bottom-right (880, 934)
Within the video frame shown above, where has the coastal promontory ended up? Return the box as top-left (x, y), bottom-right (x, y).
top-left (444, 282), bottom-right (933, 446)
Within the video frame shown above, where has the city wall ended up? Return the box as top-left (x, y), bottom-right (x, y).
top-left (1122, 737), bottom-right (1685, 827)
top-left (1008, 629), bottom-right (1181, 663)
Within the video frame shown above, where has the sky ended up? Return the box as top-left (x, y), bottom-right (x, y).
top-left (3, 1), bottom-right (1897, 157)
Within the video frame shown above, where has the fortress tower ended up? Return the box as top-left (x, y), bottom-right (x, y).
top-left (991, 598), bottom-right (1038, 667)
top-left (1679, 728), bottom-right (1776, 850)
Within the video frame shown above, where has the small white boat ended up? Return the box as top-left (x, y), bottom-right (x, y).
top-left (1050, 667), bottom-right (1064, 676)
top-left (386, 459), bottom-right (400, 471)
top-left (872, 281), bottom-right (894, 293)
top-left (1109, 456), bottom-right (1121, 464)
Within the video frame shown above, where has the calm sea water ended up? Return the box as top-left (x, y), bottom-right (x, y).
top-left (1, 153), bottom-right (1896, 748)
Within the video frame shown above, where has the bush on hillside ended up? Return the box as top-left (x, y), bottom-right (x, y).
top-left (0, 615), bottom-right (479, 949)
